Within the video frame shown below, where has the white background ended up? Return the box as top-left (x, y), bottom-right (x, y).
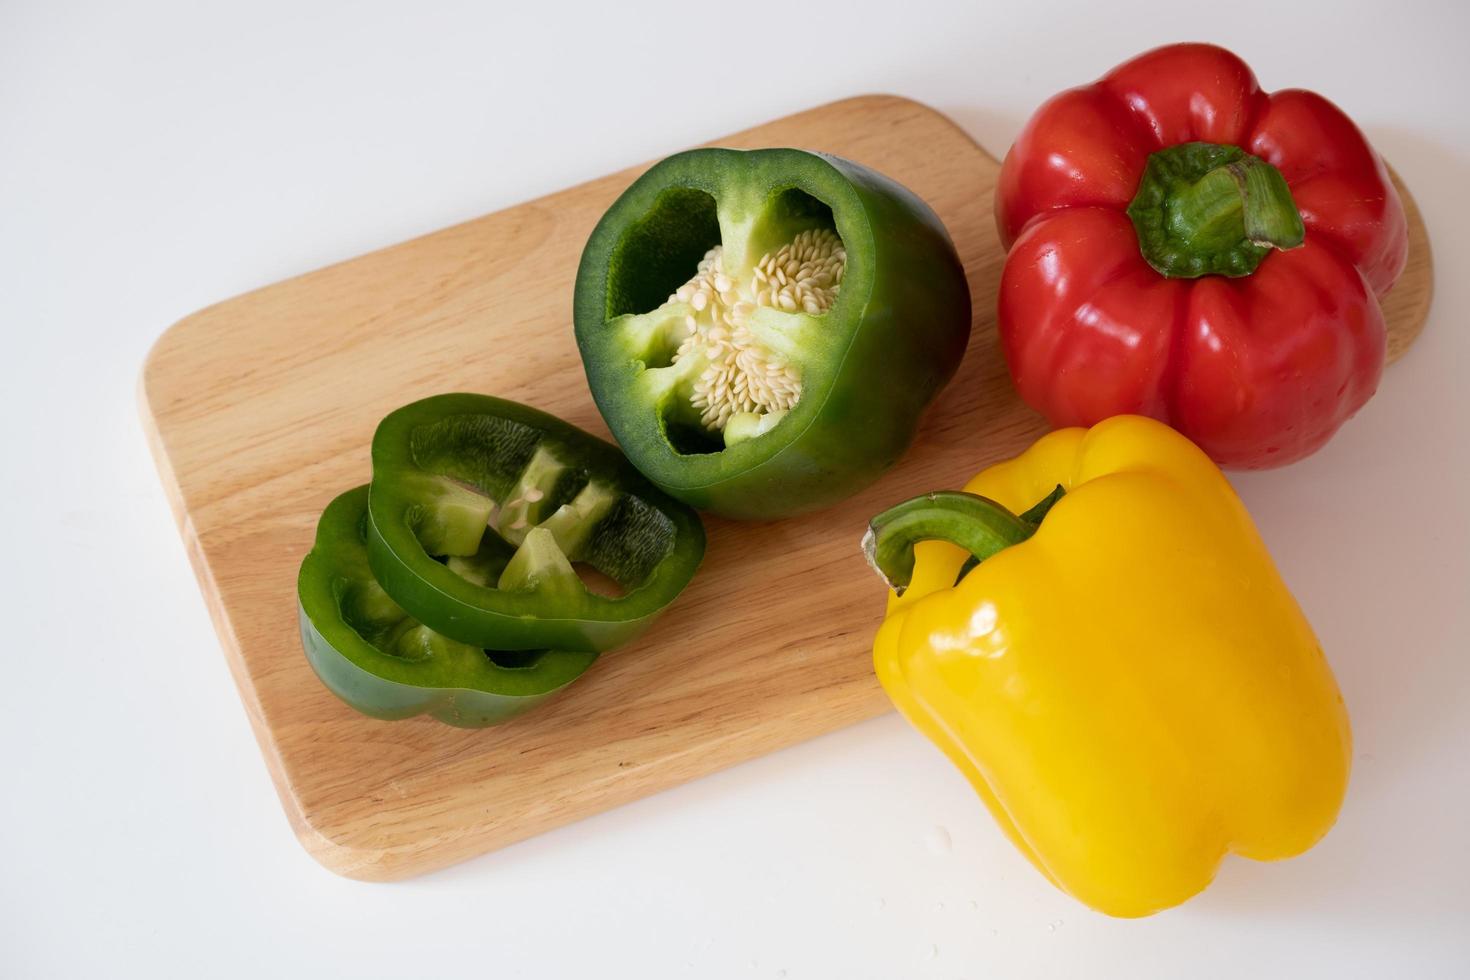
top-left (3, 1), bottom-right (1467, 976)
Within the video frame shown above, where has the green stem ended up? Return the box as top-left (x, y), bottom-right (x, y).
top-left (862, 490), bottom-right (1049, 596)
top-left (1127, 141), bottom-right (1305, 279)
top-left (952, 484), bottom-right (1065, 586)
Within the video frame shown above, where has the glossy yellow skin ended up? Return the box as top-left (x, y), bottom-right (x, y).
top-left (874, 416), bottom-right (1351, 917)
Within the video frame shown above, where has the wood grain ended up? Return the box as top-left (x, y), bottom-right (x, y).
top-left (139, 95), bottom-right (1433, 880)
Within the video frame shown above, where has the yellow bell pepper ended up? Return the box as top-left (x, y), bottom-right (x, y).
top-left (865, 415), bottom-right (1350, 918)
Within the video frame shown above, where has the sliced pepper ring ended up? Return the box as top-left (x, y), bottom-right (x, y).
top-left (366, 393), bottom-right (706, 652)
top-left (298, 487), bottom-right (598, 728)
top-left (575, 147), bottom-right (971, 519)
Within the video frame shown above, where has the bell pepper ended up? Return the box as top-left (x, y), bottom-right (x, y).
top-left (996, 43), bottom-right (1408, 467)
top-left (366, 394), bottom-right (705, 652)
top-left (864, 415), bottom-right (1351, 917)
top-left (574, 147), bottom-right (971, 519)
top-left (299, 487), bottom-right (598, 727)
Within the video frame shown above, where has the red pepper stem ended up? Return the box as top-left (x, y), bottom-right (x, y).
top-left (1173, 155), bottom-right (1305, 252)
top-left (1127, 142), bottom-right (1306, 278)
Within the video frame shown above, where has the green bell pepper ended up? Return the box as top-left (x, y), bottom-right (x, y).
top-left (574, 147), bottom-right (971, 520)
top-left (298, 487), bottom-right (598, 727)
top-left (366, 393), bottom-right (705, 652)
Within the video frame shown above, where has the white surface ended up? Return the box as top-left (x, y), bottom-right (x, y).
top-left (3, 1), bottom-right (1467, 976)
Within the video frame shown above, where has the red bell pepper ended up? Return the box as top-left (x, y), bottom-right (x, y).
top-left (996, 43), bottom-right (1408, 467)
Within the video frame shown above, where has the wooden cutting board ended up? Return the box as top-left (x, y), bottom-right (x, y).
top-left (140, 95), bottom-right (1433, 880)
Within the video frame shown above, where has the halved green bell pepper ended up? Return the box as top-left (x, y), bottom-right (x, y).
top-left (366, 393), bottom-right (705, 652)
top-left (574, 147), bottom-right (971, 520)
top-left (298, 486), bottom-right (598, 727)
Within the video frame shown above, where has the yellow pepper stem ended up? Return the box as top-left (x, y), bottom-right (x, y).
top-left (862, 490), bottom-right (1038, 596)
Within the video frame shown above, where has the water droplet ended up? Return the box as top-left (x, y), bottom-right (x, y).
top-left (776, 971), bottom-right (787, 979)
top-left (968, 900), bottom-right (979, 911)
top-left (926, 943), bottom-right (939, 960)
top-left (933, 901), bottom-right (945, 912)
top-left (923, 825), bottom-right (952, 855)
top-left (749, 960), bottom-right (759, 970)
top-left (874, 897), bottom-right (886, 912)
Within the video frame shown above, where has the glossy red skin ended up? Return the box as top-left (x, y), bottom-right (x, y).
top-left (997, 43), bottom-right (1407, 466)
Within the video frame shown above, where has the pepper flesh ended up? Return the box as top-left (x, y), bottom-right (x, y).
top-left (367, 394), bottom-right (705, 652)
top-left (872, 415), bottom-right (1351, 917)
top-left (299, 487), bottom-right (598, 727)
top-left (996, 43), bottom-right (1407, 467)
top-left (575, 147), bottom-right (971, 519)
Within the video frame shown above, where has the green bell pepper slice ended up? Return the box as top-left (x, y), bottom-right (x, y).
top-left (574, 147), bottom-right (971, 519)
top-left (366, 393), bottom-right (706, 652)
top-left (298, 487), bottom-right (598, 728)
